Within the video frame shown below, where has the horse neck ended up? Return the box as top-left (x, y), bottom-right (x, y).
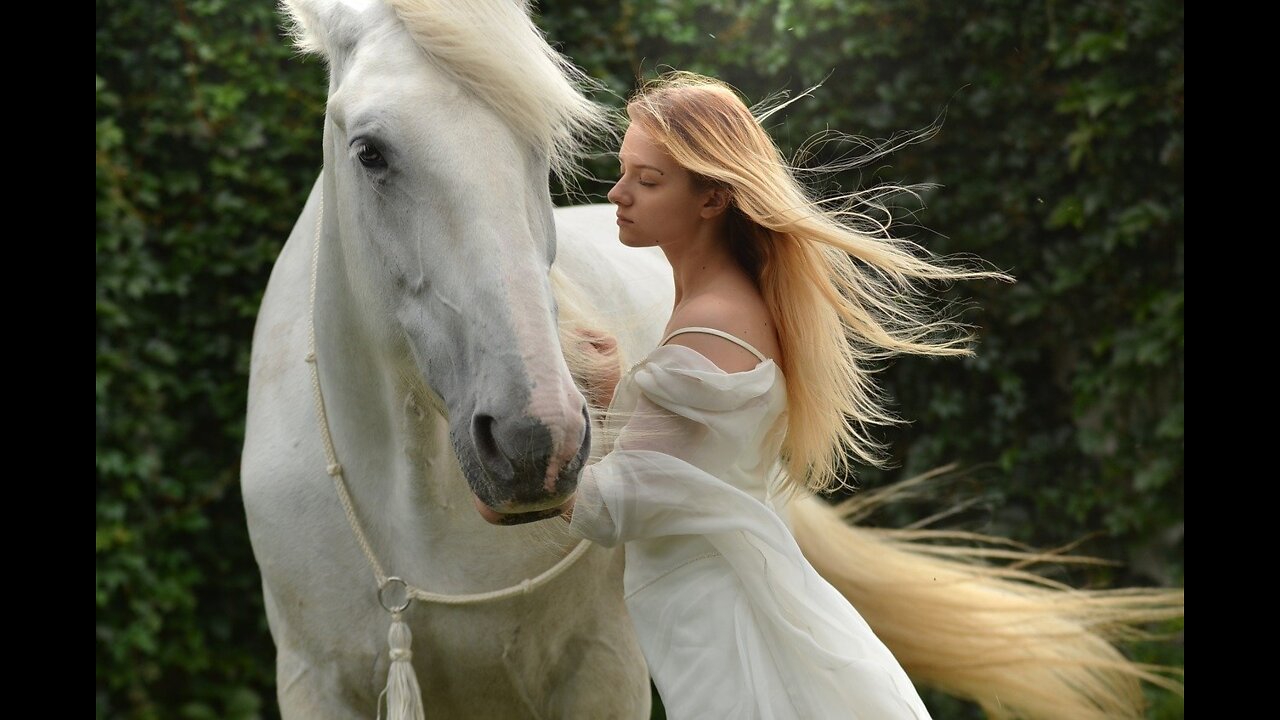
top-left (310, 183), bottom-right (575, 594)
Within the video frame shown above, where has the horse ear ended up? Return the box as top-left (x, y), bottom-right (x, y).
top-left (279, 0), bottom-right (328, 57)
top-left (279, 0), bottom-right (383, 62)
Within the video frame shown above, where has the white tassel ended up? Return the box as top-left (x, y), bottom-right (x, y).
top-left (379, 611), bottom-right (425, 720)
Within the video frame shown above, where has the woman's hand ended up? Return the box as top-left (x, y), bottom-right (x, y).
top-left (575, 328), bottom-right (621, 409)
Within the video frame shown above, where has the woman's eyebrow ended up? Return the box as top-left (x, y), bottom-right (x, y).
top-left (618, 159), bottom-right (666, 175)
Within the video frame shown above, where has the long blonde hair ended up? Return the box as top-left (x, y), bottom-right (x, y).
top-left (627, 71), bottom-right (1012, 495)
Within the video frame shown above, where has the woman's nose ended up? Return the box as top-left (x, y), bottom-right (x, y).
top-left (607, 180), bottom-right (627, 206)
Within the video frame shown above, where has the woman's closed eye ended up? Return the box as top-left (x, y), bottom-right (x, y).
top-left (617, 168), bottom-right (656, 187)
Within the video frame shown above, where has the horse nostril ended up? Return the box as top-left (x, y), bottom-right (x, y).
top-left (472, 413), bottom-right (499, 464)
top-left (469, 408), bottom-right (580, 494)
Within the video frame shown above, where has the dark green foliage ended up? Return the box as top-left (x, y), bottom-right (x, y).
top-left (97, 1), bottom-right (325, 717)
top-left (96, 1), bottom-right (1182, 717)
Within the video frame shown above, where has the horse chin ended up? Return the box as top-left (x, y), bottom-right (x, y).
top-left (472, 495), bottom-right (574, 526)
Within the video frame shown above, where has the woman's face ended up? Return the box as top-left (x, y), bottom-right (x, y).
top-left (607, 122), bottom-right (712, 248)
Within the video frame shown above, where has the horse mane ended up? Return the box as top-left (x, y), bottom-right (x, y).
top-left (391, 0), bottom-right (613, 179)
top-left (279, 0), bottom-right (613, 179)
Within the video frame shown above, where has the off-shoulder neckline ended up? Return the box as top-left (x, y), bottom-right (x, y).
top-left (645, 343), bottom-right (781, 378)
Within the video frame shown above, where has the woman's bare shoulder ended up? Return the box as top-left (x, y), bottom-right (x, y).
top-left (664, 288), bottom-right (780, 372)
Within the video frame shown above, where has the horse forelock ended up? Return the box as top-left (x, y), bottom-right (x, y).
top-left (390, 0), bottom-right (614, 179)
top-left (281, 0), bottom-right (613, 180)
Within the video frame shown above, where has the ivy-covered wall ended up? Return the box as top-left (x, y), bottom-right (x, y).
top-left (96, 1), bottom-right (1183, 717)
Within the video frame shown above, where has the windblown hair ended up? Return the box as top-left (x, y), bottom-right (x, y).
top-left (792, 468), bottom-right (1184, 720)
top-left (626, 71), bottom-right (1012, 495)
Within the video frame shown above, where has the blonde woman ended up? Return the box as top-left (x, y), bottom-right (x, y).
top-left (564, 72), bottom-right (1177, 719)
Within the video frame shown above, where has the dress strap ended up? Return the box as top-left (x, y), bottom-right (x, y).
top-left (660, 326), bottom-right (768, 363)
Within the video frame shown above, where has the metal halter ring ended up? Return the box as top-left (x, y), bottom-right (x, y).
top-left (378, 576), bottom-right (412, 613)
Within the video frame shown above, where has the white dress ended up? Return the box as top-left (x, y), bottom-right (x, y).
top-left (569, 328), bottom-right (932, 720)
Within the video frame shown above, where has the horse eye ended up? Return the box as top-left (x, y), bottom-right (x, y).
top-left (356, 143), bottom-right (387, 169)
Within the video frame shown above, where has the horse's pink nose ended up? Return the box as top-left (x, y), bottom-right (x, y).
top-left (470, 405), bottom-right (590, 505)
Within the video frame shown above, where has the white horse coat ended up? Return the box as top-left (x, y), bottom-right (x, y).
top-left (242, 1), bottom-right (668, 716)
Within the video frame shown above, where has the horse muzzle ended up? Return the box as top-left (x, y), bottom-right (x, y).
top-left (457, 403), bottom-right (590, 523)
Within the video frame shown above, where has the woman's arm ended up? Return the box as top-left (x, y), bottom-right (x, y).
top-left (563, 393), bottom-right (721, 545)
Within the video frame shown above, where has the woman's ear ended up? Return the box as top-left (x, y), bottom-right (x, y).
top-left (700, 187), bottom-right (731, 219)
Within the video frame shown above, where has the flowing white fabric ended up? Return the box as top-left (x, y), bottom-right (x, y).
top-left (570, 343), bottom-right (932, 720)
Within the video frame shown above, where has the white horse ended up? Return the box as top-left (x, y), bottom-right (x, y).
top-left (241, 0), bottom-right (666, 716)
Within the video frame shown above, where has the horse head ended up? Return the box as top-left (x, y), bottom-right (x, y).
top-left (281, 0), bottom-right (610, 524)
